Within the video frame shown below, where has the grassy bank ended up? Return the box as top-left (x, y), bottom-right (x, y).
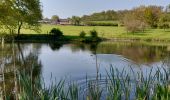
top-left (1, 34), bottom-right (101, 43)
top-left (19, 24), bottom-right (170, 42)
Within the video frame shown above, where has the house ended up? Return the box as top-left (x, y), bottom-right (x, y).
top-left (58, 19), bottom-right (71, 25)
top-left (38, 18), bottom-right (51, 24)
top-left (39, 18), bottom-right (71, 25)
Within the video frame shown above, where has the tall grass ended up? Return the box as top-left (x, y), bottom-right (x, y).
top-left (68, 82), bottom-right (79, 100)
top-left (87, 81), bottom-right (102, 100)
top-left (3, 65), bottom-right (170, 100)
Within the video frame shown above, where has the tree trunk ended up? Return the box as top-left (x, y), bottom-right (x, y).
top-left (17, 21), bottom-right (23, 36)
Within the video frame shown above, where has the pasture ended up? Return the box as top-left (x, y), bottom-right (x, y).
top-left (21, 24), bottom-right (170, 41)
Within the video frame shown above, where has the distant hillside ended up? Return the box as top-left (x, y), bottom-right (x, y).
top-left (81, 10), bottom-right (119, 21)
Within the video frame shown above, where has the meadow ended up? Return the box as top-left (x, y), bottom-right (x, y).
top-left (21, 24), bottom-right (170, 42)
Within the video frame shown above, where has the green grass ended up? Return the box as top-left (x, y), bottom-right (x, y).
top-left (19, 24), bottom-right (170, 42)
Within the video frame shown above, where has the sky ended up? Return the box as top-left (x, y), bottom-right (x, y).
top-left (40, 0), bottom-right (170, 18)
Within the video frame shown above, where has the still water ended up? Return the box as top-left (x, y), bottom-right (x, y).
top-left (0, 41), bottom-right (170, 95)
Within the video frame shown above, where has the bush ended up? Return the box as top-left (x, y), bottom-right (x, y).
top-left (50, 28), bottom-right (63, 37)
top-left (90, 29), bottom-right (98, 38)
top-left (79, 31), bottom-right (86, 38)
top-left (158, 23), bottom-right (170, 29)
top-left (125, 20), bottom-right (147, 33)
top-left (85, 21), bottom-right (118, 26)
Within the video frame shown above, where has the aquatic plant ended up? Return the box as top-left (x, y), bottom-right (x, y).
top-left (68, 82), bottom-right (79, 100)
top-left (87, 81), bottom-right (102, 100)
top-left (2, 65), bottom-right (170, 100)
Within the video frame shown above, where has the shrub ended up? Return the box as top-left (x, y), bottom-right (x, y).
top-left (84, 21), bottom-right (118, 26)
top-left (79, 31), bottom-right (86, 38)
top-left (158, 23), bottom-right (170, 30)
top-left (90, 29), bottom-right (98, 38)
top-left (50, 28), bottom-right (63, 37)
top-left (123, 14), bottom-right (147, 33)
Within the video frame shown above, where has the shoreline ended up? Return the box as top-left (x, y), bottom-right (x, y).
top-left (1, 34), bottom-right (170, 43)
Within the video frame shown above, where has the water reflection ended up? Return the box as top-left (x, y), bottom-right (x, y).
top-left (97, 42), bottom-right (170, 64)
top-left (0, 41), bottom-right (170, 98)
top-left (49, 42), bottom-right (65, 51)
top-left (0, 43), bottom-right (42, 98)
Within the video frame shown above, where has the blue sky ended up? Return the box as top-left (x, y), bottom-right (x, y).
top-left (40, 0), bottom-right (170, 18)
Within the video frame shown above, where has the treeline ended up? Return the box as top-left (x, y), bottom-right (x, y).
top-left (122, 5), bottom-right (170, 32)
top-left (82, 10), bottom-right (118, 21)
top-left (84, 21), bottom-right (118, 26)
top-left (49, 4), bottom-right (170, 29)
top-left (80, 5), bottom-right (170, 32)
top-left (81, 5), bottom-right (170, 22)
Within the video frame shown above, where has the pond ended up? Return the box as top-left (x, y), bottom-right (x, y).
top-left (0, 41), bottom-right (170, 99)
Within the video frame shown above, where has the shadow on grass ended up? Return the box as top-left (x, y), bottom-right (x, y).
top-left (2, 34), bottom-right (80, 43)
top-left (127, 32), bottom-right (148, 36)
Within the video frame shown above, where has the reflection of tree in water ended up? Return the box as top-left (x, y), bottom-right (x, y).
top-left (162, 52), bottom-right (170, 67)
top-left (96, 42), bottom-right (170, 64)
top-left (0, 43), bottom-right (42, 99)
top-left (48, 42), bottom-right (170, 65)
top-left (64, 42), bottom-right (170, 64)
top-left (49, 42), bottom-right (64, 51)
top-left (77, 43), bottom-right (86, 51)
top-left (20, 53), bottom-right (42, 79)
top-left (68, 42), bottom-right (99, 53)
top-left (89, 43), bottom-right (99, 54)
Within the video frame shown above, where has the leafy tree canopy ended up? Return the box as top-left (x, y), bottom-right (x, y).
top-left (0, 0), bottom-right (42, 35)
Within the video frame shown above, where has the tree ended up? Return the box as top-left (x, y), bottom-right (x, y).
top-left (0, 0), bottom-right (17, 34)
top-left (0, 0), bottom-right (42, 35)
top-left (71, 16), bottom-right (81, 26)
top-left (49, 28), bottom-right (63, 37)
top-left (123, 13), bottom-right (147, 33)
top-left (117, 10), bottom-right (131, 26)
top-left (15, 0), bottom-right (42, 35)
top-left (165, 4), bottom-right (170, 13)
top-left (81, 10), bottom-right (118, 21)
top-left (79, 31), bottom-right (86, 38)
top-left (51, 15), bottom-right (59, 23)
top-left (158, 13), bottom-right (170, 30)
top-left (144, 6), bottom-right (163, 28)
top-left (132, 6), bottom-right (146, 22)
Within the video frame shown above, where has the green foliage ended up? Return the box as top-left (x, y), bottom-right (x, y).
top-left (106, 67), bottom-right (122, 100)
top-left (158, 23), bottom-right (170, 29)
top-left (51, 15), bottom-right (59, 22)
top-left (84, 21), bottom-right (118, 26)
top-left (82, 10), bottom-right (118, 21)
top-left (80, 29), bottom-right (101, 42)
top-left (118, 5), bottom-right (163, 30)
top-left (3, 63), bottom-right (170, 100)
top-left (79, 31), bottom-right (86, 38)
top-left (90, 29), bottom-right (98, 38)
top-left (13, 66), bottom-right (170, 100)
top-left (70, 16), bottom-right (81, 26)
top-left (144, 6), bottom-right (162, 28)
top-left (69, 83), bottom-right (79, 100)
top-left (123, 13), bottom-right (147, 33)
top-left (88, 82), bottom-right (102, 100)
top-left (158, 14), bottom-right (170, 30)
top-left (0, 0), bottom-right (42, 34)
top-left (50, 28), bottom-right (63, 37)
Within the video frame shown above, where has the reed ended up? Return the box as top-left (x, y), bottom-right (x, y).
top-left (87, 81), bottom-right (102, 100)
top-left (68, 82), bottom-right (79, 100)
top-left (3, 65), bottom-right (170, 100)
